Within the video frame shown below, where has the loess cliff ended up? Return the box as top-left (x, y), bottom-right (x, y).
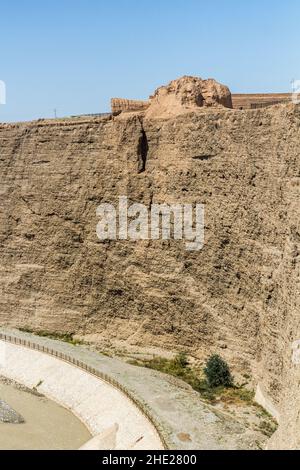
top-left (0, 95), bottom-right (299, 448)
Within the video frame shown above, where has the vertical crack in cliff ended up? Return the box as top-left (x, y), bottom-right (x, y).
top-left (137, 119), bottom-right (148, 173)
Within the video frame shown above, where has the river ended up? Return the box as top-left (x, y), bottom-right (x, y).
top-left (0, 379), bottom-right (91, 449)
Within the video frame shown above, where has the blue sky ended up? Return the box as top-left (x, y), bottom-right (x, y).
top-left (0, 0), bottom-right (299, 122)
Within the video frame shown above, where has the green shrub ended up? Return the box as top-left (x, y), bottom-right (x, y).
top-left (173, 352), bottom-right (189, 368)
top-left (129, 352), bottom-right (236, 403)
top-left (204, 354), bottom-right (233, 388)
top-left (143, 352), bottom-right (188, 377)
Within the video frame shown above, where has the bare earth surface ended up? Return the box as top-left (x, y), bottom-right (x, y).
top-left (0, 376), bottom-right (91, 450)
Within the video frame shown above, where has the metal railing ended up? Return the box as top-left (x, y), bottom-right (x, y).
top-left (0, 332), bottom-right (168, 449)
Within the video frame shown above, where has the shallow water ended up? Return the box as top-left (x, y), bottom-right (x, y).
top-left (0, 381), bottom-right (91, 450)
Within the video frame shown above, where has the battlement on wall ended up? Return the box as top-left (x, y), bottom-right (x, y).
top-left (111, 98), bottom-right (150, 115)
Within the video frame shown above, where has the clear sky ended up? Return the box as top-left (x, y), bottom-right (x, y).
top-left (0, 0), bottom-right (299, 122)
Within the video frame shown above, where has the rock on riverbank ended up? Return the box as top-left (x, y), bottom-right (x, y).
top-left (0, 399), bottom-right (24, 424)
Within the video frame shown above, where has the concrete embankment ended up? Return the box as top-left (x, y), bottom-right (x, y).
top-left (0, 339), bottom-right (163, 450)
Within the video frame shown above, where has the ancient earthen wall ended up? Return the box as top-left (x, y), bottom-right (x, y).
top-left (0, 103), bottom-right (299, 448)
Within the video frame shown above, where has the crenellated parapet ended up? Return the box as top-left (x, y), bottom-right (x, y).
top-left (111, 98), bottom-right (150, 115)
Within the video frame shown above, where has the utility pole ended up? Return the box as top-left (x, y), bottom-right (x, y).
top-left (54, 108), bottom-right (57, 119)
top-left (291, 78), bottom-right (296, 94)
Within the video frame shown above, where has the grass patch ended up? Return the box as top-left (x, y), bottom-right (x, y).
top-left (217, 387), bottom-right (255, 405)
top-left (254, 403), bottom-right (275, 419)
top-left (128, 353), bottom-right (230, 403)
top-left (258, 419), bottom-right (278, 437)
top-left (128, 352), bottom-right (276, 419)
top-left (130, 352), bottom-right (278, 439)
top-left (18, 327), bottom-right (84, 346)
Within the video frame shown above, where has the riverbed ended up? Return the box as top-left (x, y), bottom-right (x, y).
top-left (0, 379), bottom-right (91, 450)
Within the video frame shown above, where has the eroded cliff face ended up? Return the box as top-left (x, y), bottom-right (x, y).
top-left (0, 104), bottom-right (299, 448)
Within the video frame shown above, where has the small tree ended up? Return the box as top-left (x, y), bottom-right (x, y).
top-left (204, 354), bottom-right (233, 388)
